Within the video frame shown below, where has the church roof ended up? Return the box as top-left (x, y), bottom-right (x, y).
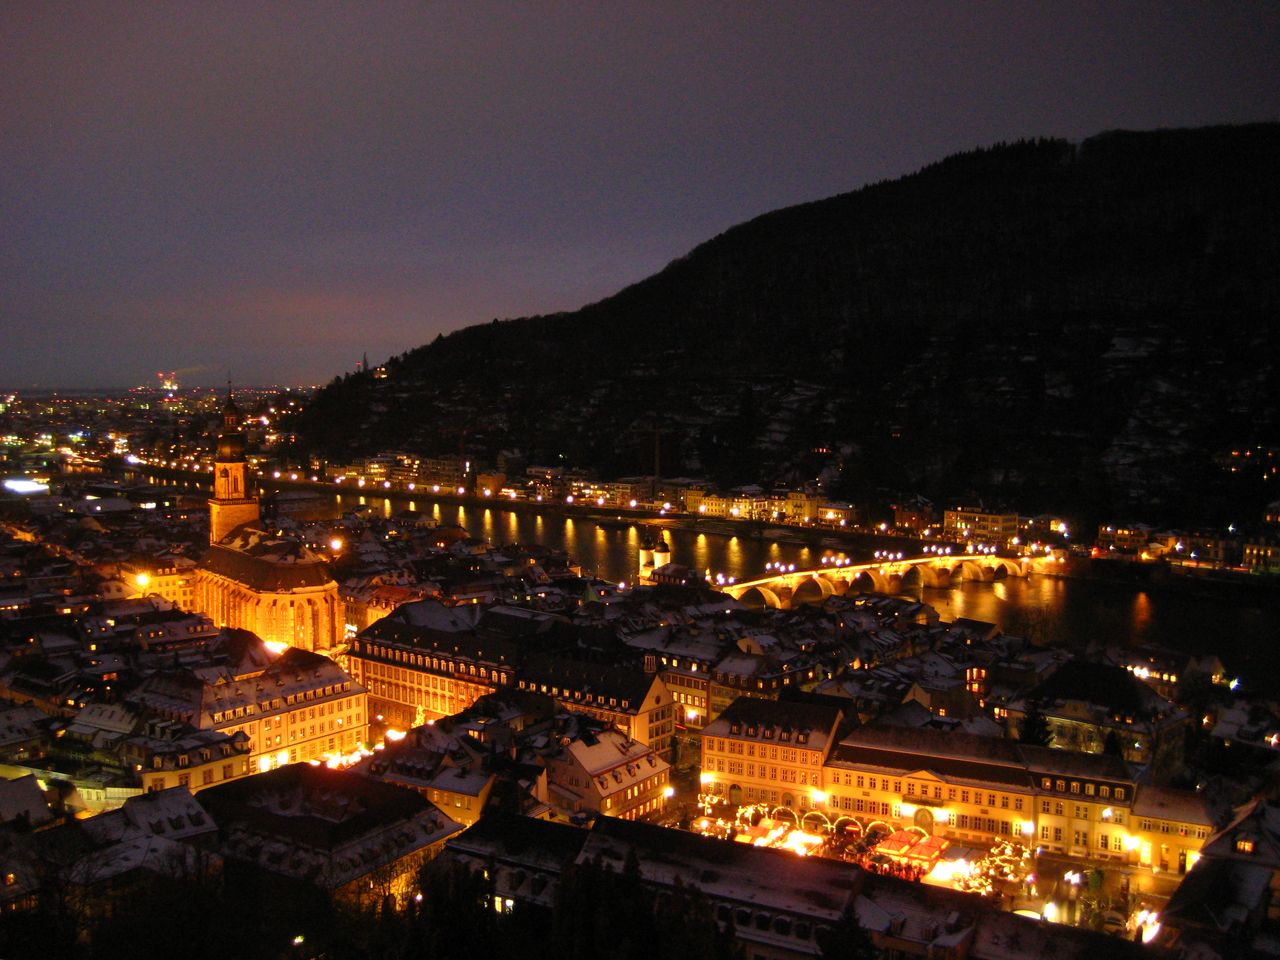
top-left (202, 531), bottom-right (335, 591)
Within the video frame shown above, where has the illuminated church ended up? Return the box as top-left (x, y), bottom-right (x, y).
top-left (194, 394), bottom-right (344, 654)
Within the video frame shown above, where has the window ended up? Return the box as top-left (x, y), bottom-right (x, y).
top-left (1236, 838), bottom-right (1254, 854)
top-left (1070, 781), bottom-right (1081, 794)
top-left (1100, 785), bottom-right (1111, 799)
top-left (1041, 826), bottom-right (1050, 840)
top-left (1115, 788), bottom-right (1125, 800)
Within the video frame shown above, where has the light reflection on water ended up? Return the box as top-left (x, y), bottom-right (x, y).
top-left (323, 491), bottom-right (1279, 681)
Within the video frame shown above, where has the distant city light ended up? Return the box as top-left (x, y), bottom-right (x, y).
top-left (2, 478), bottom-right (48, 495)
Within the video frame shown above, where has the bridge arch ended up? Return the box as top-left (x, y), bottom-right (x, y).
top-left (947, 560), bottom-right (985, 583)
top-left (990, 557), bottom-right (1024, 578)
top-left (851, 570), bottom-right (888, 594)
top-left (902, 565), bottom-right (940, 589)
top-left (739, 586), bottom-right (784, 610)
top-left (791, 576), bottom-right (834, 606)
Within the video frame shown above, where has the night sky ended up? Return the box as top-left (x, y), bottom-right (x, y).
top-left (3, 4), bottom-right (1278, 390)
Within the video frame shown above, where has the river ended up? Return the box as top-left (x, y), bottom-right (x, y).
top-left (135, 474), bottom-right (1280, 688)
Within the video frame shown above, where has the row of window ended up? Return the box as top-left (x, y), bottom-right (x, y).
top-left (1040, 776), bottom-right (1126, 800)
top-left (361, 650), bottom-right (510, 685)
top-left (713, 759), bottom-right (818, 785)
top-left (706, 739), bottom-right (818, 765)
top-left (725, 722), bottom-right (810, 744)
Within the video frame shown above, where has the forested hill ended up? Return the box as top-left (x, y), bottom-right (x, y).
top-left (291, 124), bottom-right (1280, 526)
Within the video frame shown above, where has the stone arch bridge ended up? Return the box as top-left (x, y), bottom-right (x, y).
top-left (723, 553), bottom-right (1061, 610)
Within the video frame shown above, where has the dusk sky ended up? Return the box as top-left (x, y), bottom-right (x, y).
top-left (3, 4), bottom-right (1278, 390)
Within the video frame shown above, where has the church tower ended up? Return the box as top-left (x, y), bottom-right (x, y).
top-left (209, 392), bottom-right (261, 544)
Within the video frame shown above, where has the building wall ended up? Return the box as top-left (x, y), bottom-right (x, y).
top-left (206, 686), bottom-right (368, 772)
top-left (194, 571), bottom-right (344, 654)
top-left (944, 508), bottom-right (1019, 547)
top-left (700, 734), bottom-right (826, 810)
top-left (139, 750), bottom-right (251, 793)
top-left (346, 636), bottom-right (513, 728)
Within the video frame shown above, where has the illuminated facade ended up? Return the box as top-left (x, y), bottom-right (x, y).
top-left (819, 726), bottom-right (1207, 872)
top-left (516, 659), bottom-right (675, 760)
top-left (346, 620), bottom-right (517, 728)
top-left (132, 643), bottom-right (368, 771)
top-left (700, 697), bottom-right (846, 809)
top-left (195, 393), bottom-right (344, 654)
top-left (207, 394), bottom-right (261, 545)
top-left (120, 556), bottom-right (197, 610)
top-left (124, 722), bottom-right (253, 793)
top-left (545, 726), bottom-right (671, 821)
top-left (943, 506), bottom-right (1019, 548)
top-left (196, 531), bottom-right (345, 654)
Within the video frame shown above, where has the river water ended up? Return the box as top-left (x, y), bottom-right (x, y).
top-left (137, 475), bottom-right (1280, 687)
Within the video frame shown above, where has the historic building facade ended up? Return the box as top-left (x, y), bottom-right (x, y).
top-left (194, 394), bottom-right (344, 654)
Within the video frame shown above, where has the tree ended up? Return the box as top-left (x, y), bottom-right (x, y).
top-left (816, 905), bottom-right (877, 960)
top-left (1018, 699), bottom-right (1053, 747)
top-left (1102, 729), bottom-right (1124, 757)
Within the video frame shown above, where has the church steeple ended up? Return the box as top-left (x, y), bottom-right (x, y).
top-left (209, 389), bottom-right (260, 544)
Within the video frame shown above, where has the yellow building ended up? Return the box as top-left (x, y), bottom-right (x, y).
top-left (545, 726), bottom-right (671, 821)
top-left (517, 659), bottom-right (675, 760)
top-left (944, 506), bottom-right (1019, 548)
top-left (813, 724), bottom-right (1209, 874)
top-left (1130, 784), bottom-right (1213, 874)
top-left (124, 721), bottom-right (253, 794)
top-left (196, 530), bottom-right (345, 654)
top-left (347, 620), bottom-right (517, 728)
top-left (194, 392), bottom-right (344, 654)
top-left (207, 394), bottom-right (261, 545)
top-left (700, 697), bottom-right (846, 810)
top-left (132, 640), bottom-right (368, 772)
top-left (120, 556), bottom-right (197, 611)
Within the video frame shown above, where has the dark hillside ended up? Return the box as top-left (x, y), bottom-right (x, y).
top-left (291, 124), bottom-right (1280, 525)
